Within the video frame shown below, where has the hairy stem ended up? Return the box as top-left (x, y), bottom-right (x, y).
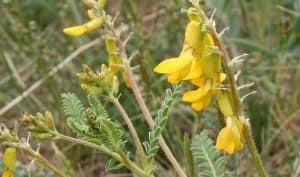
top-left (56, 133), bottom-right (151, 177)
top-left (199, 10), bottom-right (268, 177)
top-left (106, 22), bottom-right (187, 177)
top-left (110, 97), bottom-right (149, 168)
top-left (243, 124), bottom-right (268, 177)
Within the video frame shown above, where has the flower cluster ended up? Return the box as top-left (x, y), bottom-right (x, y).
top-left (22, 111), bottom-right (57, 139)
top-left (154, 8), bottom-right (243, 154)
top-left (77, 64), bottom-right (119, 96)
top-left (63, 0), bottom-right (131, 89)
top-left (154, 8), bottom-right (226, 112)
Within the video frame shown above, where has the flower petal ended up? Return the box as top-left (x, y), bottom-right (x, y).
top-left (184, 58), bottom-right (203, 80)
top-left (182, 80), bottom-right (211, 102)
top-left (154, 57), bottom-right (193, 74)
top-left (191, 102), bottom-right (204, 111)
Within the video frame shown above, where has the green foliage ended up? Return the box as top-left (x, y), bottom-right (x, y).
top-left (61, 93), bottom-right (125, 149)
top-left (143, 84), bottom-right (181, 172)
top-left (87, 93), bottom-right (109, 119)
top-left (61, 93), bottom-right (89, 134)
top-left (191, 130), bottom-right (226, 177)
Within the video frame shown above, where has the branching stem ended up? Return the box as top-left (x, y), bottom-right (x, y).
top-left (55, 133), bottom-right (151, 177)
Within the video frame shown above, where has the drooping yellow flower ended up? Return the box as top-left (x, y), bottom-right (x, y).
top-left (2, 147), bottom-right (16, 177)
top-left (63, 17), bottom-right (104, 37)
top-left (183, 72), bottom-right (226, 111)
top-left (154, 19), bottom-right (205, 83)
top-left (216, 117), bottom-right (243, 154)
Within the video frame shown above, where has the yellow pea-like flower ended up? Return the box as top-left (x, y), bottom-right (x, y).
top-left (2, 147), bottom-right (16, 177)
top-left (154, 20), bottom-right (202, 83)
top-left (182, 79), bottom-right (212, 102)
top-left (216, 117), bottom-right (243, 154)
top-left (63, 17), bottom-right (104, 37)
top-left (190, 92), bottom-right (213, 111)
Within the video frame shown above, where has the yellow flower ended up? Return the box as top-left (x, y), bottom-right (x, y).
top-left (183, 73), bottom-right (226, 111)
top-left (63, 17), bottom-right (104, 37)
top-left (2, 147), bottom-right (16, 177)
top-left (216, 117), bottom-right (243, 154)
top-left (154, 20), bottom-right (210, 83)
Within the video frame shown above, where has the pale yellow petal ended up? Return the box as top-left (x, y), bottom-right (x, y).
top-left (63, 25), bottom-right (88, 36)
top-left (63, 18), bottom-right (104, 37)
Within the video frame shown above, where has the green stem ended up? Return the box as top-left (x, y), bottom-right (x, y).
top-left (55, 133), bottom-right (151, 177)
top-left (199, 9), bottom-right (268, 177)
top-left (110, 96), bottom-right (149, 169)
top-left (243, 125), bottom-right (268, 177)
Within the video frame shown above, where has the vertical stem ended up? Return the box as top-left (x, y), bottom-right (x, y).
top-left (107, 23), bottom-right (187, 177)
top-left (243, 125), bottom-right (268, 177)
top-left (110, 97), bottom-right (148, 165)
top-left (199, 10), bottom-right (268, 177)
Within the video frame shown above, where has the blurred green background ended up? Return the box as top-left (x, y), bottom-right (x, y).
top-left (0, 0), bottom-right (299, 176)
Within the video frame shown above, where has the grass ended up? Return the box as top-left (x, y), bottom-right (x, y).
top-left (0, 0), bottom-right (299, 176)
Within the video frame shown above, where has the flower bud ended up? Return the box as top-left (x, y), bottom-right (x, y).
top-left (22, 112), bottom-right (56, 139)
top-left (63, 17), bottom-right (104, 37)
top-left (77, 64), bottom-right (119, 96)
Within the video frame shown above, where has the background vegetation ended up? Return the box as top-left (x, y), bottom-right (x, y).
top-left (0, 0), bottom-right (299, 176)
